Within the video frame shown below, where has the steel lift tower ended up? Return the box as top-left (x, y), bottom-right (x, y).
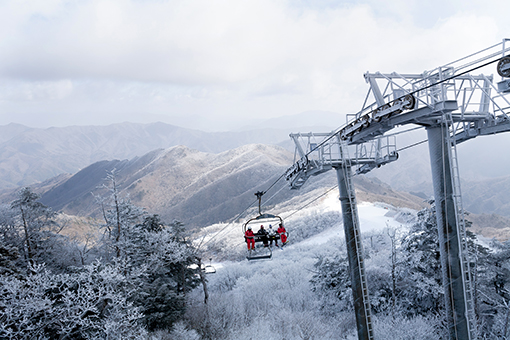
top-left (285, 39), bottom-right (510, 340)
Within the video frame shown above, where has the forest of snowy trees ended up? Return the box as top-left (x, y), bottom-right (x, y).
top-left (2, 174), bottom-right (510, 339)
top-left (0, 172), bottom-right (201, 339)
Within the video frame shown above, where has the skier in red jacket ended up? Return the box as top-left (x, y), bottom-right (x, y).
top-left (277, 223), bottom-right (287, 245)
top-left (245, 226), bottom-right (255, 250)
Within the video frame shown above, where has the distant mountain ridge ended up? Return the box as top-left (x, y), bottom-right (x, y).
top-left (0, 122), bottom-right (293, 189)
top-left (0, 114), bottom-right (345, 190)
top-left (2, 117), bottom-right (510, 221)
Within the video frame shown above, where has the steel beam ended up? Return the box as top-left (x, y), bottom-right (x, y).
top-left (336, 165), bottom-right (373, 340)
top-left (427, 124), bottom-right (472, 340)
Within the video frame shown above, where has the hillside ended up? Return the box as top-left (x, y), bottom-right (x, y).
top-left (2, 120), bottom-right (510, 219)
top-left (39, 144), bottom-right (294, 228)
top-left (0, 122), bottom-right (289, 189)
top-left (31, 144), bottom-right (429, 230)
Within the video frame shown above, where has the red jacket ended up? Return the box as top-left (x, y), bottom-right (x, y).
top-left (245, 230), bottom-right (255, 239)
top-left (277, 226), bottom-right (286, 234)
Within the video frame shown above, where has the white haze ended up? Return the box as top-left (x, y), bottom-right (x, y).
top-left (0, 0), bottom-right (509, 131)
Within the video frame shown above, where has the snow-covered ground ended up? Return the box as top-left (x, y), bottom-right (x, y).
top-left (278, 194), bottom-right (413, 249)
top-left (187, 197), bottom-right (429, 340)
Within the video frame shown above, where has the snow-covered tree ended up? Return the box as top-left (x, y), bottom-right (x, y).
top-left (130, 217), bottom-right (201, 330)
top-left (310, 205), bottom-right (444, 320)
top-left (396, 206), bottom-right (444, 317)
top-left (474, 238), bottom-right (510, 338)
top-left (96, 171), bottom-right (201, 330)
top-left (1, 187), bottom-right (70, 273)
top-left (96, 170), bottom-right (146, 261)
top-left (0, 261), bottom-right (147, 340)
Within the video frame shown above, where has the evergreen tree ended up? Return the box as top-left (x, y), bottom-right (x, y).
top-left (4, 187), bottom-right (69, 272)
top-left (475, 239), bottom-right (510, 338)
top-left (130, 218), bottom-right (201, 330)
top-left (397, 206), bottom-right (444, 316)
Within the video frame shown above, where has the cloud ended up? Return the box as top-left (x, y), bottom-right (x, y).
top-left (0, 0), bottom-right (508, 129)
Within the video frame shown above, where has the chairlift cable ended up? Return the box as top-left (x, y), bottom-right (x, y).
top-left (198, 56), bottom-right (507, 257)
top-left (195, 197), bottom-right (259, 252)
top-left (396, 139), bottom-right (428, 152)
top-left (261, 182), bottom-right (288, 207)
top-left (229, 57), bottom-right (500, 224)
top-left (262, 172), bottom-right (287, 197)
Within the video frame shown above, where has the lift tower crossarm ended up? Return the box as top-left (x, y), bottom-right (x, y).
top-left (285, 133), bottom-right (398, 189)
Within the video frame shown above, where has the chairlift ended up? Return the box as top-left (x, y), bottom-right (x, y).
top-left (243, 191), bottom-right (287, 260)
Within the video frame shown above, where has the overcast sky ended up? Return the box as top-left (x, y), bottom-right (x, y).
top-left (0, 0), bottom-right (509, 131)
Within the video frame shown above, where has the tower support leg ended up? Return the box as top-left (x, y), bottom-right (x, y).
top-left (427, 124), bottom-right (471, 340)
top-left (336, 165), bottom-right (373, 340)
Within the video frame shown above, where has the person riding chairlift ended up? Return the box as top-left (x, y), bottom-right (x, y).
top-left (245, 226), bottom-right (255, 251)
top-left (268, 225), bottom-right (278, 247)
top-left (256, 225), bottom-right (269, 247)
top-left (277, 223), bottom-right (287, 244)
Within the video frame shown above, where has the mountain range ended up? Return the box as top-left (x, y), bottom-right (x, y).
top-left (0, 117), bottom-right (509, 234)
top-left (33, 143), bottom-right (425, 229)
top-left (0, 111), bottom-right (343, 190)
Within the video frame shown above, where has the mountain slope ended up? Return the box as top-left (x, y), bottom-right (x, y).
top-left (0, 122), bottom-right (297, 189)
top-left (37, 143), bottom-right (428, 229)
top-left (40, 144), bottom-right (295, 227)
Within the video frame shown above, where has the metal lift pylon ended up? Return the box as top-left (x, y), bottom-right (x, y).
top-left (427, 119), bottom-right (475, 339)
top-left (336, 138), bottom-right (374, 340)
top-left (286, 133), bottom-right (398, 340)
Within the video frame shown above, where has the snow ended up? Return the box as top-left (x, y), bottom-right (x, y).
top-left (358, 202), bottom-right (405, 233)
top-left (284, 200), bottom-right (413, 248)
top-left (319, 190), bottom-right (407, 232)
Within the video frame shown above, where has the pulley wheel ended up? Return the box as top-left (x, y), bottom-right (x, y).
top-left (371, 110), bottom-right (381, 122)
top-left (497, 57), bottom-right (510, 77)
top-left (402, 94), bottom-right (416, 110)
top-left (362, 114), bottom-right (370, 127)
top-left (379, 104), bottom-right (391, 119)
top-left (392, 99), bottom-right (402, 114)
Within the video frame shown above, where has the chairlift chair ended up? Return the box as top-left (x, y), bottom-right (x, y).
top-left (243, 191), bottom-right (286, 260)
